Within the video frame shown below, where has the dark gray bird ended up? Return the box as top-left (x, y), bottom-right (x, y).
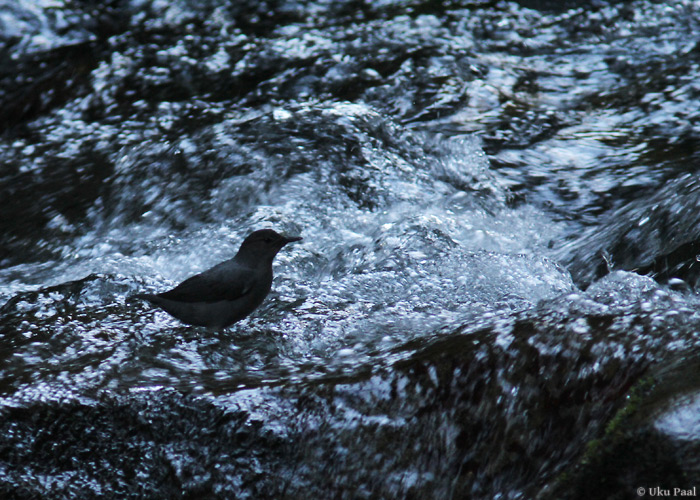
top-left (136, 229), bottom-right (302, 329)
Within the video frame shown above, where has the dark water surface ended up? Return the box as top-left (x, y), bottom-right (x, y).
top-left (1, 0), bottom-right (700, 498)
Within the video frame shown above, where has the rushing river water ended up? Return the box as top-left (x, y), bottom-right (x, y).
top-left (1, 1), bottom-right (700, 498)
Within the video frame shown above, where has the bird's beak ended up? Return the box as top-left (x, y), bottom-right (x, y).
top-left (282, 235), bottom-right (303, 244)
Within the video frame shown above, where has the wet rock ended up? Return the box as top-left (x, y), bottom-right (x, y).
top-left (544, 354), bottom-right (700, 499)
top-left (1, 273), bottom-right (699, 498)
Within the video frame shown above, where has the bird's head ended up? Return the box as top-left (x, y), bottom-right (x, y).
top-left (237, 229), bottom-right (302, 263)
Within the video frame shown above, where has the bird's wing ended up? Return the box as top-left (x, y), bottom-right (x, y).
top-left (157, 262), bottom-right (255, 303)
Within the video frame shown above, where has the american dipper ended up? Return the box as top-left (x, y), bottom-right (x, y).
top-left (136, 229), bottom-right (302, 329)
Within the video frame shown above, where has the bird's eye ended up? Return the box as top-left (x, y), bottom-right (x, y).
top-left (265, 237), bottom-right (273, 243)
